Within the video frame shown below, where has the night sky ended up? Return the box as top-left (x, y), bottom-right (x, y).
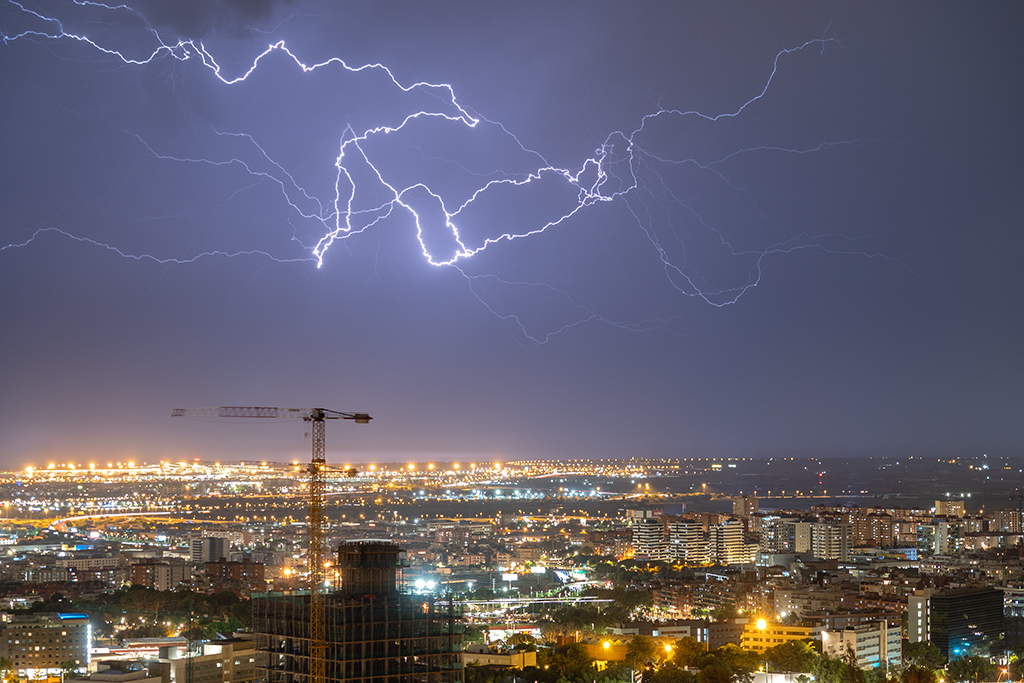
top-left (2, 2), bottom-right (1022, 467)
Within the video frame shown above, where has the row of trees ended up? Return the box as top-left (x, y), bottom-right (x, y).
top-left (16, 586), bottom-right (251, 641)
top-left (469, 635), bottom-right (1019, 683)
top-left (469, 637), bottom-right (821, 683)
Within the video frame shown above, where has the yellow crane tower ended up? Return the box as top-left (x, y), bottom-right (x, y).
top-left (172, 406), bottom-right (372, 683)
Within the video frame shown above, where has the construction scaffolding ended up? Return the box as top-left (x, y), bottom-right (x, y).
top-left (253, 542), bottom-right (464, 683)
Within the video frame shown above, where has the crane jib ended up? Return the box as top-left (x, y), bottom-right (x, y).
top-left (219, 406), bottom-right (288, 418)
top-left (170, 407), bottom-right (369, 421)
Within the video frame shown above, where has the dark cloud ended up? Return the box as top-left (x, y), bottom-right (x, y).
top-left (127, 0), bottom-right (292, 39)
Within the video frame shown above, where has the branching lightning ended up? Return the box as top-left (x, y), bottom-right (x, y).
top-left (2, 1), bottom-right (888, 342)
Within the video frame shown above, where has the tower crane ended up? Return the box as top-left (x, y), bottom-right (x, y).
top-left (172, 406), bottom-right (371, 683)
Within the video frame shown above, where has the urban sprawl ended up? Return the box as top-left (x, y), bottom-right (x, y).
top-left (0, 454), bottom-right (1021, 683)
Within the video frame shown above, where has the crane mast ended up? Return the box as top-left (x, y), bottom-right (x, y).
top-left (307, 411), bottom-right (327, 683)
top-left (172, 406), bottom-right (371, 683)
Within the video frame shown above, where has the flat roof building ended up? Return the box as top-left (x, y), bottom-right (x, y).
top-left (822, 621), bottom-right (901, 672)
top-left (740, 621), bottom-right (815, 654)
top-left (0, 612), bottom-right (90, 678)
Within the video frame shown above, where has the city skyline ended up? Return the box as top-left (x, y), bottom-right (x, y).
top-left (2, 2), bottom-right (1022, 466)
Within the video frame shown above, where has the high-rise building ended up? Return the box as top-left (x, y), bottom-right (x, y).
top-left (628, 509), bottom-right (668, 561)
top-left (0, 612), bottom-right (90, 677)
top-left (935, 499), bottom-right (966, 518)
top-left (861, 512), bottom-right (894, 547)
top-left (191, 537), bottom-right (228, 564)
top-left (994, 508), bottom-right (1022, 533)
top-left (252, 541), bottom-right (463, 682)
top-left (205, 558), bottom-right (267, 595)
top-left (759, 516), bottom-right (797, 554)
top-left (917, 521), bottom-right (949, 555)
top-left (810, 522), bottom-right (852, 561)
top-left (791, 521), bottom-right (812, 553)
top-left (908, 589), bottom-right (931, 644)
top-left (131, 559), bottom-right (192, 591)
top-left (732, 495), bottom-right (758, 519)
top-left (708, 519), bottom-right (745, 565)
top-left (928, 586), bottom-right (1004, 659)
top-left (667, 520), bottom-right (708, 564)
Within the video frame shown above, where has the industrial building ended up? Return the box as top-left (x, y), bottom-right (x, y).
top-left (252, 541), bottom-right (463, 682)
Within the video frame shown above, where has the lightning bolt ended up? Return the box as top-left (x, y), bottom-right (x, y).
top-left (1, 1), bottom-right (889, 342)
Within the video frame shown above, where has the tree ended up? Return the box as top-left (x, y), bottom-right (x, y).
top-left (764, 641), bottom-right (818, 673)
top-left (699, 661), bottom-right (735, 683)
top-left (673, 637), bottom-right (709, 669)
top-left (466, 664), bottom-right (515, 683)
top-left (509, 633), bottom-right (539, 652)
top-left (899, 665), bottom-right (938, 683)
top-left (625, 636), bottom-right (660, 670)
top-left (813, 653), bottom-right (854, 683)
top-left (463, 624), bottom-right (488, 645)
top-left (203, 615), bottom-right (244, 639)
top-left (119, 622), bottom-right (172, 639)
top-left (597, 663), bottom-right (634, 683)
top-left (547, 642), bottom-right (595, 683)
top-left (180, 625), bottom-right (206, 642)
top-left (60, 659), bottom-right (83, 679)
top-left (863, 668), bottom-right (889, 683)
top-left (903, 642), bottom-right (945, 669)
top-left (946, 656), bottom-right (996, 683)
top-left (0, 657), bottom-right (16, 683)
top-left (710, 604), bottom-right (739, 622)
top-left (711, 644), bottom-right (759, 683)
top-left (840, 644), bottom-right (866, 683)
top-left (521, 665), bottom-right (555, 683)
top-left (649, 664), bottom-right (699, 683)
top-left (1010, 648), bottom-right (1024, 681)
top-left (549, 604), bottom-right (616, 633)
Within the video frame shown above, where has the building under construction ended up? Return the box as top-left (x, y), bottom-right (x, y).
top-left (252, 541), bottom-right (464, 683)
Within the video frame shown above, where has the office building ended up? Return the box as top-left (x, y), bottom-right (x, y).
top-left (929, 586), bottom-right (1003, 659)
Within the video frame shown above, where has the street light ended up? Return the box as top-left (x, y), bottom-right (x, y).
top-left (757, 620), bottom-right (771, 683)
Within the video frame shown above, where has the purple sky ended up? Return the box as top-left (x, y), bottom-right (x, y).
top-left (2, 2), bottom-right (1022, 466)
